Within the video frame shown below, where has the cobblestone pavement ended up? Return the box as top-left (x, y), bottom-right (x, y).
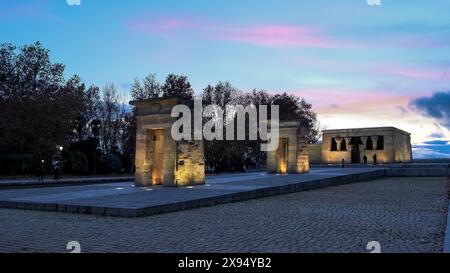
top-left (0, 177), bottom-right (448, 253)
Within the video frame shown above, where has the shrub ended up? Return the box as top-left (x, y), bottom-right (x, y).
top-left (99, 154), bottom-right (123, 174)
top-left (70, 151), bottom-right (89, 174)
top-left (0, 154), bottom-right (34, 175)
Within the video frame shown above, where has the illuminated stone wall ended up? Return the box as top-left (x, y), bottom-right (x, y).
top-left (146, 129), bottom-right (164, 185)
top-left (131, 98), bottom-right (205, 187)
top-left (296, 135), bottom-right (310, 173)
top-left (394, 131), bottom-right (413, 163)
top-left (174, 140), bottom-right (205, 186)
top-left (308, 143), bottom-right (322, 164)
top-left (315, 127), bottom-right (412, 164)
top-left (267, 121), bottom-right (310, 174)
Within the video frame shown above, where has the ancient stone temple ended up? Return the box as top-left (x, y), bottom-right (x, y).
top-left (267, 121), bottom-right (310, 174)
top-left (309, 127), bottom-right (412, 164)
top-left (130, 97), bottom-right (205, 187)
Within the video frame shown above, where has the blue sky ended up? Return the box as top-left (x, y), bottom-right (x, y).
top-left (1, 0), bottom-right (450, 158)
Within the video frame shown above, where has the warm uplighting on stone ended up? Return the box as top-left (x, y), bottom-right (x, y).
top-left (267, 121), bottom-right (310, 174)
top-left (131, 97), bottom-right (205, 187)
top-left (278, 160), bottom-right (287, 174)
top-left (131, 98), bottom-right (312, 187)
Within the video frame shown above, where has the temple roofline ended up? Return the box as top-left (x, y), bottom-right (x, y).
top-left (129, 96), bottom-right (185, 107)
top-left (322, 127), bottom-right (411, 136)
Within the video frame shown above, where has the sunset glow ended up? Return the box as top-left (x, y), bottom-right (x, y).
top-left (2, 0), bottom-right (450, 157)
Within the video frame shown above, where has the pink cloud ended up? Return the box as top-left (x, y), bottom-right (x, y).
top-left (291, 88), bottom-right (412, 116)
top-left (127, 17), bottom-right (342, 48)
top-left (284, 57), bottom-right (450, 81)
top-left (128, 17), bottom-right (200, 33)
top-left (384, 68), bottom-right (450, 80)
top-left (218, 25), bottom-right (337, 48)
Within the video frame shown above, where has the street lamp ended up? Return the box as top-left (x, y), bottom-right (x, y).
top-left (54, 145), bottom-right (64, 180)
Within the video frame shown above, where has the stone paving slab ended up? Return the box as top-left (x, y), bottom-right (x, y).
top-left (0, 168), bottom-right (386, 217)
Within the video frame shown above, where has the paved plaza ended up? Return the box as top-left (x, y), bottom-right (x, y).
top-left (0, 168), bottom-right (385, 217)
top-left (0, 177), bottom-right (448, 253)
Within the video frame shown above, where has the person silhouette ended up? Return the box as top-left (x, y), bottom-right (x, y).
top-left (373, 154), bottom-right (377, 165)
top-left (341, 158), bottom-right (345, 168)
top-left (52, 159), bottom-right (60, 180)
top-left (363, 155), bottom-right (368, 164)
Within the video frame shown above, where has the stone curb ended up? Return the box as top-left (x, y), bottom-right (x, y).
top-left (385, 168), bottom-right (450, 177)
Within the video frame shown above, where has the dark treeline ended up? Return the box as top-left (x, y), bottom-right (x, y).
top-left (201, 83), bottom-right (319, 172)
top-left (0, 42), bottom-right (319, 176)
top-left (0, 42), bottom-right (135, 176)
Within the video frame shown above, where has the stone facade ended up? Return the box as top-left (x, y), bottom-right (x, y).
top-left (131, 97), bottom-right (205, 187)
top-left (267, 121), bottom-right (310, 174)
top-left (308, 143), bottom-right (322, 164)
top-left (309, 127), bottom-right (412, 164)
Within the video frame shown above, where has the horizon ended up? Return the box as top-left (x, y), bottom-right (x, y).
top-left (1, 0), bottom-right (450, 158)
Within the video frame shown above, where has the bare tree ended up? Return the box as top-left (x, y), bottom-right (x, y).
top-left (131, 74), bottom-right (162, 101)
top-left (143, 73), bottom-right (161, 99)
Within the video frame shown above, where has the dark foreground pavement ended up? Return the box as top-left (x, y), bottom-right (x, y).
top-left (0, 177), bottom-right (447, 253)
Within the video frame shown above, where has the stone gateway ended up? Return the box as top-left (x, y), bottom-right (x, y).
top-left (131, 97), bottom-right (205, 187)
top-left (267, 121), bottom-right (310, 174)
top-left (131, 98), bottom-right (312, 187)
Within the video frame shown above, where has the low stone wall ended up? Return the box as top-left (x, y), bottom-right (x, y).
top-left (311, 164), bottom-right (450, 177)
top-left (385, 168), bottom-right (449, 177)
top-left (384, 163), bottom-right (449, 177)
top-left (388, 163), bottom-right (450, 168)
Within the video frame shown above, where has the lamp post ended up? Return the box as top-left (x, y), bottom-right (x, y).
top-left (55, 145), bottom-right (63, 180)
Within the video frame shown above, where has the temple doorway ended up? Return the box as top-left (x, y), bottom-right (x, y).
top-left (149, 129), bottom-right (164, 185)
top-left (278, 138), bottom-right (289, 174)
top-left (351, 145), bottom-right (360, 164)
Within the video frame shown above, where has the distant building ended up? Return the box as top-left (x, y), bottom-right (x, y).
top-left (309, 127), bottom-right (412, 164)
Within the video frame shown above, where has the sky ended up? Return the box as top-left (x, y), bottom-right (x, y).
top-left (1, 0), bottom-right (450, 158)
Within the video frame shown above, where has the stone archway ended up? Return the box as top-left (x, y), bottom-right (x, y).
top-left (267, 121), bottom-right (310, 174)
top-left (131, 97), bottom-right (205, 187)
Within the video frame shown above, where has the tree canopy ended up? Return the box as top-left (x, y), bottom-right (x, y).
top-left (0, 41), bottom-right (320, 175)
top-left (200, 84), bottom-right (319, 172)
top-left (162, 74), bottom-right (194, 99)
top-left (0, 42), bottom-right (135, 175)
top-left (0, 42), bottom-right (85, 159)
